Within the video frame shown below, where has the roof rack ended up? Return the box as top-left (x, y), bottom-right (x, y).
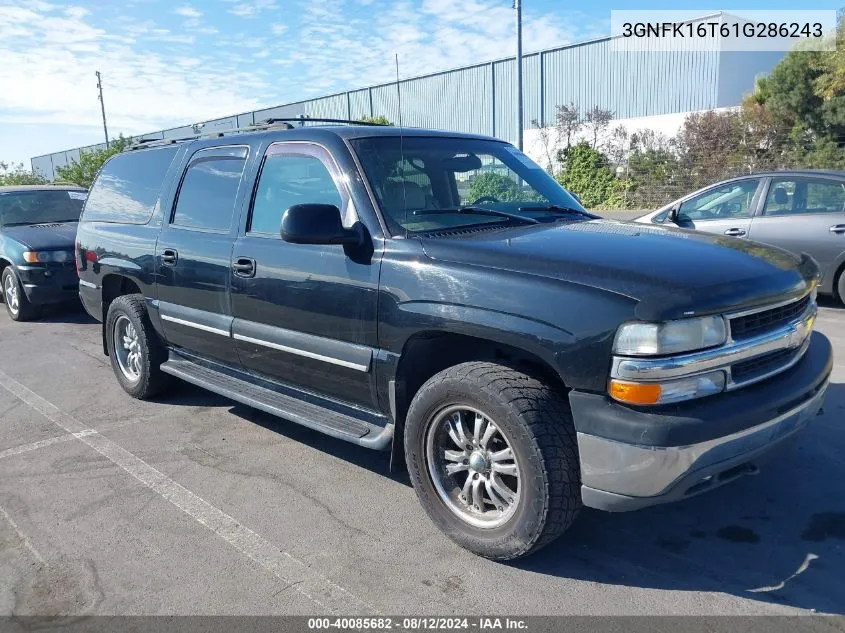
top-left (126, 116), bottom-right (387, 151)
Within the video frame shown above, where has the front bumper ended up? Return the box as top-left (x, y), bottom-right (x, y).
top-left (571, 331), bottom-right (832, 512)
top-left (17, 264), bottom-right (79, 306)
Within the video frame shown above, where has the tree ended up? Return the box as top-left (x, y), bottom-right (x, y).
top-left (530, 119), bottom-right (558, 174)
top-left (554, 102), bottom-right (581, 150)
top-left (0, 161), bottom-right (49, 186)
top-left (673, 110), bottom-right (746, 189)
top-left (468, 172), bottom-right (521, 203)
top-left (747, 17), bottom-right (845, 145)
top-left (55, 135), bottom-right (133, 188)
top-left (812, 14), bottom-right (845, 101)
top-left (605, 125), bottom-right (630, 167)
top-left (358, 115), bottom-right (392, 125)
top-left (629, 128), bottom-right (672, 154)
top-left (583, 106), bottom-right (613, 149)
top-left (556, 142), bottom-right (626, 209)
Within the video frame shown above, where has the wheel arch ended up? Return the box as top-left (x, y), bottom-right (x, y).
top-left (99, 274), bottom-right (144, 354)
top-left (388, 329), bottom-right (570, 471)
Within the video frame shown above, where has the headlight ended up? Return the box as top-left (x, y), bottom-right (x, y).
top-left (23, 251), bottom-right (54, 263)
top-left (613, 316), bottom-right (727, 356)
top-left (52, 250), bottom-right (70, 263)
top-left (609, 370), bottom-right (726, 405)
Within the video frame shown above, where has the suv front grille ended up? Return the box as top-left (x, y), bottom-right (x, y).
top-left (730, 294), bottom-right (810, 340)
top-left (731, 348), bottom-right (800, 383)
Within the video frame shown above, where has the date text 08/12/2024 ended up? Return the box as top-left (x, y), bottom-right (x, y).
top-left (307, 617), bottom-right (528, 630)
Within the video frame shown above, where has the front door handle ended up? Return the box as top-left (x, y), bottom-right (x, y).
top-left (829, 224), bottom-right (845, 234)
top-left (724, 228), bottom-right (747, 237)
top-left (162, 248), bottom-right (178, 266)
top-left (232, 257), bottom-right (256, 278)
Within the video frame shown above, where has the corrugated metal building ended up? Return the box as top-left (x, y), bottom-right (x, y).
top-left (31, 26), bottom-right (784, 179)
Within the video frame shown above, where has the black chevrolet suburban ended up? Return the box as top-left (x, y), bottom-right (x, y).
top-left (76, 123), bottom-right (832, 560)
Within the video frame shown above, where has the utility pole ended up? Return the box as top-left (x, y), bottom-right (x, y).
top-left (96, 71), bottom-right (110, 148)
top-left (514, 0), bottom-right (523, 150)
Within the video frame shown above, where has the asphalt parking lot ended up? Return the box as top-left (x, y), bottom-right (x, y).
top-left (0, 299), bottom-right (842, 617)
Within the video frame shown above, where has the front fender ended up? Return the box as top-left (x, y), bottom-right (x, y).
top-left (377, 246), bottom-right (635, 392)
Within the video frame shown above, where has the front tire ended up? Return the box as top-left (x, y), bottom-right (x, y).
top-left (2, 267), bottom-right (39, 322)
top-left (404, 361), bottom-right (581, 560)
top-left (105, 294), bottom-right (170, 399)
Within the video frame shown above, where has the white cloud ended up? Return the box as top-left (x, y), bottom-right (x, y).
top-left (174, 5), bottom-right (203, 19)
top-left (225, 0), bottom-right (278, 18)
top-left (0, 0), bottom-right (609, 163)
top-left (147, 28), bottom-right (195, 44)
top-left (0, 1), bottom-right (264, 139)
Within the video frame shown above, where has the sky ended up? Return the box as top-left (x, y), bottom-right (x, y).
top-left (0, 0), bottom-right (841, 168)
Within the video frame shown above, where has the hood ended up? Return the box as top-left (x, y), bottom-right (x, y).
top-left (418, 220), bottom-right (818, 321)
top-left (2, 222), bottom-right (78, 251)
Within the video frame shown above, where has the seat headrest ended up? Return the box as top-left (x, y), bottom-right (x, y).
top-left (382, 181), bottom-right (427, 212)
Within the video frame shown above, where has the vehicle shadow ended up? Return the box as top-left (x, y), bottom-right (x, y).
top-left (156, 380), bottom-right (404, 480)
top-left (162, 373), bottom-right (843, 612)
top-left (228, 402), bottom-right (409, 484)
top-left (516, 380), bottom-right (845, 614)
top-left (36, 302), bottom-right (96, 324)
top-left (817, 295), bottom-right (842, 310)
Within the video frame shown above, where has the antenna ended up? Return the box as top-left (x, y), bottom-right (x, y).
top-left (396, 53), bottom-right (408, 236)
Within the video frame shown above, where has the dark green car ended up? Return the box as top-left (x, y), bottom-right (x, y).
top-left (0, 185), bottom-right (87, 321)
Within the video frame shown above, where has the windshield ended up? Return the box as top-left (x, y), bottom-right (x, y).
top-left (350, 136), bottom-right (586, 235)
top-left (0, 190), bottom-right (86, 227)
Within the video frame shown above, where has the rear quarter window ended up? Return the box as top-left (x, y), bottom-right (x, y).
top-left (82, 146), bottom-right (179, 224)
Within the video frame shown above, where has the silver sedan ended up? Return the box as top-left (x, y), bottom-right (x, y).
top-left (635, 170), bottom-right (845, 303)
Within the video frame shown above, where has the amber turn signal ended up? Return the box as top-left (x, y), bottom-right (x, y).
top-left (608, 379), bottom-right (662, 405)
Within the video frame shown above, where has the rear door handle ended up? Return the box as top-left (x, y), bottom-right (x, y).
top-left (724, 228), bottom-right (746, 237)
top-left (232, 257), bottom-right (256, 278)
top-left (829, 224), bottom-right (845, 234)
top-left (161, 248), bottom-right (178, 266)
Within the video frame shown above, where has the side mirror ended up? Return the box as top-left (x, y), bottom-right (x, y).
top-left (668, 203), bottom-right (680, 223)
top-left (280, 204), bottom-right (361, 245)
top-left (668, 203), bottom-right (695, 228)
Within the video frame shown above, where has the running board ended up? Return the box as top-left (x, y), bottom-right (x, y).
top-left (160, 357), bottom-right (393, 450)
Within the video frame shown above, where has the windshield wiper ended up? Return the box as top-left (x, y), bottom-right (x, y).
top-left (411, 206), bottom-right (539, 225)
top-left (518, 204), bottom-right (597, 219)
top-left (1, 219), bottom-right (78, 227)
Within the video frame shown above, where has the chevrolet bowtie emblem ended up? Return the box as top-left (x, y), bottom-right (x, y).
top-left (787, 318), bottom-right (812, 349)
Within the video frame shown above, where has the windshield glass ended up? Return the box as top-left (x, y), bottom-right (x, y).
top-left (0, 190), bottom-right (86, 227)
top-left (350, 136), bottom-right (585, 235)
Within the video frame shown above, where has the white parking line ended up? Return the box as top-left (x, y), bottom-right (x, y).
top-left (0, 503), bottom-right (45, 565)
top-left (0, 434), bottom-right (74, 461)
top-left (0, 418), bottom-right (150, 463)
top-left (0, 369), bottom-right (375, 615)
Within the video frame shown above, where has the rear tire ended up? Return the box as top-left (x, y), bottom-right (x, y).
top-left (2, 267), bottom-right (40, 322)
top-left (404, 361), bottom-right (581, 560)
top-left (105, 294), bottom-right (171, 399)
top-left (837, 267), bottom-right (845, 307)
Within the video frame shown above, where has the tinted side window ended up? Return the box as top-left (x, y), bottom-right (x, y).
top-left (172, 147), bottom-right (248, 231)
top-left (763, 178), bottom-right (845, 216)
top-left (250, 153), bottom-right (343, 235)
top-left (83, 146), bottom-right (179, 224)
top-left (678, 179), bottom-right (759, 220)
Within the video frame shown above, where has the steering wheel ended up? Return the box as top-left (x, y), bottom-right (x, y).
top-left (471, 196), bottom-right (499, 205)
